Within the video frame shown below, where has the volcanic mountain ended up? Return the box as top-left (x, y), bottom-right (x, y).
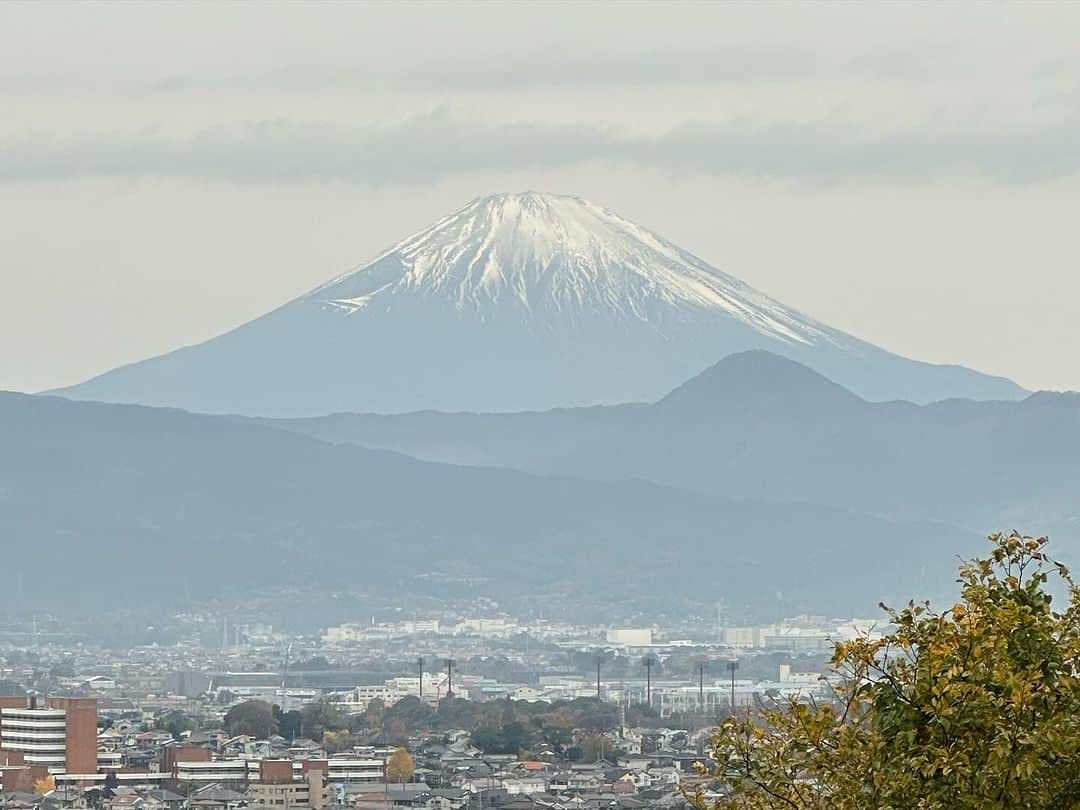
top-left (52, 192), bottom-right (1024, 415)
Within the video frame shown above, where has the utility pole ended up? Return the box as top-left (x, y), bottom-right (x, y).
top-left (445, 658), bottom-right (454, 698)
top-left (382, 749), bottom-right (389, 810)
top-left (641, 655), bottom-right (655, 708)
top-left (418, 657), bottom-right (424, 700)
top-left (698, 659), bottom-right (705, 711)
top-left (280, 641), bottom-right (292, 716)
top-left (596, 655), bottom-right (603, 701)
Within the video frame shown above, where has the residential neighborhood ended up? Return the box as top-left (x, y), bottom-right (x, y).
top-left (0, 610), bottom-right (859, 810)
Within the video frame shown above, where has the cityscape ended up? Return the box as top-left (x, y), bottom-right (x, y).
top-left (0, 609), bottom-right (877, 807)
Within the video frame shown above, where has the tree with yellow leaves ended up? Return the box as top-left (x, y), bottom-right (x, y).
top-left (34, 775), bottom-right (55, 795)
top-left (694, 531), bottom-right (1080, 810)
top-left (386, 747), bottom-right (415, 785)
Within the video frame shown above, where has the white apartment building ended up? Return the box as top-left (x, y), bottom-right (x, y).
top-left (606, 628), bottom-right (654, 646)
top-left (175, 759), bottom-right (254, 784)
top-left (324, 620), bottom-right (441, 644)
top-left (0, 705), bottom-right (67, 771)
top-left (340, 674), bottom-right (445, 711)
top-left (326, 757), bottom-right (384, 783)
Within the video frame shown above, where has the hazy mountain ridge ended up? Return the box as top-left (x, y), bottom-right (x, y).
top-left (253, 403), bottom-right (647, 468)
top-left (263, 351), bottom-right (1080, 545)
top-left (0, 389), bottom-right (977, 616)
top-left (50, 193), bottom-right (1024, 415)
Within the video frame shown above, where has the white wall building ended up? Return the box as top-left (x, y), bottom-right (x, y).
top-left (606, 628), bottom-right (653, 646)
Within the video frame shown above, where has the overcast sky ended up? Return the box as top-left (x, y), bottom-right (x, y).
top-left (2, 1), bottom-right (1079, 393)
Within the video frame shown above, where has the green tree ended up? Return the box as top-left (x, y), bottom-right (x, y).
top-left (436, 695), bottom-right (479, 728)
top-left (382, 696), bottom-right (436, 736)
top-left (576, 732), bottom-right (610, 763)
top-left (382, 716), bottom-right (409, 747)
top-left (364, 697), bottom-right (386, 732)
top-left (294, 656), bottom-right (332, 670)
top-left (322, 729), bottom-right (351, 754)
top-left (535, 717), bottom-right (572, 754)
top-left (161, 710), bottom-right (195, 739)
top-left (301, 700), bottom-right (348, 740)
top-left (274, 705), bottom-right (303, 740)
top-left (223, 699), bottom-right (277, 738)
top-left (217, 689), bottom-right (237, 706)
top-left (697, 531), bottom-right (1080, 810)
top-left (471, 721), bottom-right (503, 753)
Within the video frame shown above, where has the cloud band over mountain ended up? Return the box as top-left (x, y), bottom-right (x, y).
top-left (4, 107), bottom-right (1079, 186)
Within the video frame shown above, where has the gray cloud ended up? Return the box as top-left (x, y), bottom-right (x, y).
top-left (0, 51), bottom-right (832, 96)
top-left (4, 41), bottom-right (1073, 97)
top-left (396, 47), bottom-right (830, 90)
top-left (3, 107), bottom-right (1079, 186)
top-left (393, 42), bottom-right (1078, 91)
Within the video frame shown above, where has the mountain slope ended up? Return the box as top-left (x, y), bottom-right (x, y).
top-left (0, 390), bottom-right (977, 616)
top-left (51, 193), bottom-right (1023, 415)
top-left (565, 352), bottom-right (1080, 536)
top-left (264, 351), bottom-right (1080, 543)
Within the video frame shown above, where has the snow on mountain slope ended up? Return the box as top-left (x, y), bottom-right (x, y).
top-left (50, 192), bottom-right (1025, 416)
top-left (312, 192), bottom-right (844, 347)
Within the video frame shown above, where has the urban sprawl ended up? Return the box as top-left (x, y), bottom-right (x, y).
top-left (0, 612), bottom-right (882, 810)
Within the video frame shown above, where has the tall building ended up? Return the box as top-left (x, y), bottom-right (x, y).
top-left (0, 695), bottom-right (98, 775)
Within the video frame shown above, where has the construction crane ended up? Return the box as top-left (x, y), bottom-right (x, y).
top-left (276, 642), bottom-right (293, 712)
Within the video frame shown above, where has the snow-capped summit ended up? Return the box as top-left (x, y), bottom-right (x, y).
top-left (310, 192), bottom-right (838, 347)
top-left (51, 193), bottom-right (1025, 416)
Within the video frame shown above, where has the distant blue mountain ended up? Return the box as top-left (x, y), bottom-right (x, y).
top-left (263, 350), bottom-right (1080, 552)
top-left (51, 193), bottom-right (1024, 416)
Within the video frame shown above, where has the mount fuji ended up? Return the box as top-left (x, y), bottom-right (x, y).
top-left (52, 192), bottom-right (1024, 415)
